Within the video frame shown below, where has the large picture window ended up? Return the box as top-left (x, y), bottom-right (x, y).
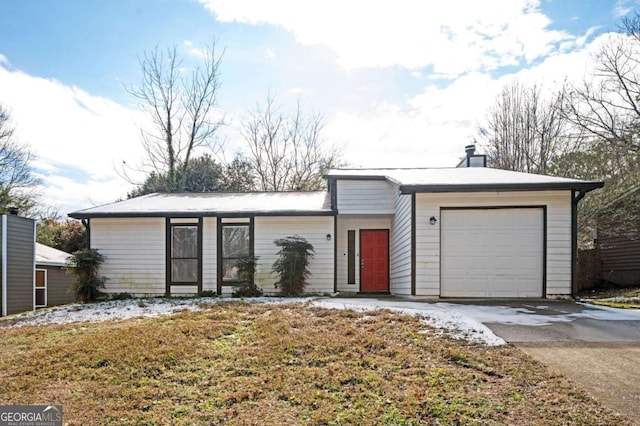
top-left (171, 225), bottom-right (198, 283)
top-left (221, 223), bottom-right (251, 282)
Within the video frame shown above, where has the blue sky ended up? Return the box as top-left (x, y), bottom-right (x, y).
top-left (0, 0), bottom-right (636, 214)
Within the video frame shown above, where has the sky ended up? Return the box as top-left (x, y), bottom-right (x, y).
top-left (0, 0), bottom-right (637, 215)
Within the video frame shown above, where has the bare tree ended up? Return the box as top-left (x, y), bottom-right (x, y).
top-left (0, 105), bottom-right (41, 214)
top-left (241, 95), bottom-right (341, 191)
top-left (126, 43), bottom-right (225, 191)
top-left (559, 15), bottom-right (640, 241)
top-left (477, 80), bottom-right (570, 174)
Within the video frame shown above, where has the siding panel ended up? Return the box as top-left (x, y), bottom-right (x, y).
top-left (41, 265), bottom-right (75, 306)
top-left (390, 194), bottom-right (412, 295)
top-left (415, 191), bottom-right (572, 297)
top-left (254, 217), bottom-right (334, 294)
top-left (5, 215), bottom-right (35, 315)
top-left (202, 217), bottom-right (217, 292)
top-left (91, 218), bottom-right (166, 296)
top-left (336, 180), bottom-right (396, 214)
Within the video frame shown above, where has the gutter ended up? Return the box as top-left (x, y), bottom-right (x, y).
top-left (400, 182), bottom-right (604, 194)
top-left (69, 210), bottom-right (337, 220)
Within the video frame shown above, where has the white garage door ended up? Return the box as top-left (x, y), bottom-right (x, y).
top-left (441, 208), bottom-right (544, 298)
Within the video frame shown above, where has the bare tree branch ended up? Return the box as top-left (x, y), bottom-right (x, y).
top-left (241, 94), bottom-right (342, 191)
top-left (0, 104), bottom-right (41, 214)
top-left (125, 42), bottom-right (225, 191)
top-left (477, 80), bottom-right (570, 174)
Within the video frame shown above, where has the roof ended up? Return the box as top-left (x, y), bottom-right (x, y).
top-left (326, 167), bottom-right (604, 193)
top-left (36, 243), bottom-right (71, 267)
top-left (69, 191), bottom-right (333, 219)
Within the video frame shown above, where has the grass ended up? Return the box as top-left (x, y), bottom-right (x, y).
top-left (578, 286), bottom-right (640, 309)
top-left (0, 302), bottom-right (631, 425)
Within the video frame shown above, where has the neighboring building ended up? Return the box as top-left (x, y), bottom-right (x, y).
top-left (595, 187), bottom-right (640, 286)
top-left (35, 243), bottom-right (75, 308)
top-left (69, 163), bottom-right (602, 299)
top-left (1, 212), bottom-right (36, 316)
top-left (0, 210), bottom-right (76, 317)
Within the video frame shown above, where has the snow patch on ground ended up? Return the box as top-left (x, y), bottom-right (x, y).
top-left (2, 298), bottom-right (216, 328)
top-left (593, 296), bottom-right (640, 304)
top-left (311, 299), bottom-right (506, 346)
top-left (0, 297), bottom-right (315, 329)
top-left (0, 297), bottom-right (508, 346)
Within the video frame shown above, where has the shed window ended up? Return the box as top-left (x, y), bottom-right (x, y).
top-left (171, 225), bottom-right (198, 283)
top-left (35, 269), bottom-right (47, 308)
top-left (221, 223), bottom-right (251, 282)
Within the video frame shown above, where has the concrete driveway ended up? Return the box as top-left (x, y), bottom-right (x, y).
top-left (314, 297), bottom-right (640, 422)
top-left (471, 300), bottom-right (640, 423)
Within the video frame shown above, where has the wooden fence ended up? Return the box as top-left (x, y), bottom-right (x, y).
top-left (576, 248), bottom-right (601, 291)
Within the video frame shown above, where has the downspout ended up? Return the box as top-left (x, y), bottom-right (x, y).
top-left (571, 189), bottom-right (588, 298)
top-left (1, 215), bottom-right (7, 317)
top-left (81, 218), bottom-right (90, 248)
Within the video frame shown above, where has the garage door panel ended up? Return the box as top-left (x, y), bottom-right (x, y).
top-left (441, 208), bottom-right (544, 298)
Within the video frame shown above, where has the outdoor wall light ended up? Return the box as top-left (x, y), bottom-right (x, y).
top-left (429, 216), bottom-right (438, 225)
top-left (326, 233), bottom-right (332, 241)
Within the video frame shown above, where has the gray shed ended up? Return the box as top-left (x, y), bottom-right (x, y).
top-left (1, 213), bottom-right (36, 316)
top-left (35, 243), bottom-right (75, 308)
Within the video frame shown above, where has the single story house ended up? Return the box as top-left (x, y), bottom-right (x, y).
top-left (1, 210), bottom-right (75, 317)
top-left (69, 163), bottom-right (603, 299)
top-left (35, 243), bottom-right (75, 308)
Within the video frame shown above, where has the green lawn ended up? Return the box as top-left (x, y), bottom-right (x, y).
top-left (0, 302), bottom-right (630, 425)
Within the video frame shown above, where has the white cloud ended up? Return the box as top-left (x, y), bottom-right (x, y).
top-left (613, 0), bottom-right (639, 18)
top-left (184, 39), bottom-right (208, 59)
top-left (0, 64), bottom-right (147, 214)
top-left (0, 54), bottom-right (9, 66)
top-left (200, 0), bottom-right (578, 75)
top-left (324, 33), bottom-right (605, 168)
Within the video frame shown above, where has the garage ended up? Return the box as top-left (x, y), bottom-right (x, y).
top-left (440, 207), bottom-right (544, 298)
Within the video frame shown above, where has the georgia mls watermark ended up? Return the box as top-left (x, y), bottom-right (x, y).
top-left (0, 406), bottom-right (62, 426)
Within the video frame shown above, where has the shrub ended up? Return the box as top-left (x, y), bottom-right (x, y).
top-left (67, 248), bottom-right (108, 303)
top-left (198, 290), bottom-right (216, 297)
top-left (272, 236), bottom-right (314, 296)
top-left (232, 255), bottom-right (263, 298)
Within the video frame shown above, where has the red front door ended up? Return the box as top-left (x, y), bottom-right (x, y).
top-left (360, 230), bottom-right (389, 292)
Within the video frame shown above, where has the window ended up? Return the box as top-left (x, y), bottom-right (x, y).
top-left (171, 224), bottom-right (198, 283)
top-left (221, 223), bottom-right (251, 282)
top-left (35, 269), bottom-right (47, 308)
top-left (347, 230), bottom-right (356, 284)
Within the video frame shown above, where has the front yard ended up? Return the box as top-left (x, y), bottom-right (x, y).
top-left (0, 302), bottom-right (631, 425)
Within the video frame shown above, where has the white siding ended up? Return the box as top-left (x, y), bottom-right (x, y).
top-left (415, 191), bottom-right (572, 297)
top-left (390, 194), bottom-right (412, 295)
top-left (336, 180), bottom-right (397, 214)
top-left (202, 217), bottom-right (217, 292)
top-left (336, 216), bottom-right (392, 292)
top-left (91, 218), bottom-right (166, 296)
top-left (254, 217), bottom-right (334, 294)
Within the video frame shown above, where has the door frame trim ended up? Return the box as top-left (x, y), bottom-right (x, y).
top-left (34, 268), bottom-right (47, 308)
top-left (358, 228), bottom-right (390, 293)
